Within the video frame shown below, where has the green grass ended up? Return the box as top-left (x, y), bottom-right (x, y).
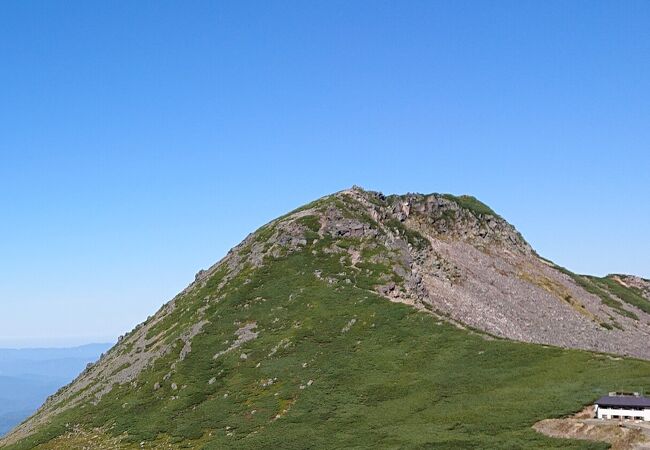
top-left (252, 224), bottom-right (276, 244)
top-left (552, 265), bottom-right (639, 320)
top-left (596, 276), bottom-right (650, 315)
top-left (295, 215), bottom-right (320, 233)
top-left (10, 239), bottom-right (650, 450)
top-left (8, 195), bottom-right (649, 449)
top-left (441, 194), bottom-right (499, 218)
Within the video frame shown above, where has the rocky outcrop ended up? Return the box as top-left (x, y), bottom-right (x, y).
top-left (341, 187), bottom-right (650, 359)
top-left (613, 275), bottom-right (650, 300)
top-left (349, 188), bottom-right (532, 254)
top-left (213, 322), bottom-right (259, 360)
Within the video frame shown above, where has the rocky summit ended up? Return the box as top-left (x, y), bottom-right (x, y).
top-left (4, 187), bottom-right (650, 449)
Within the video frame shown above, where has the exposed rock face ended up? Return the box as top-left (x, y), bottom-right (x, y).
top-left (339, 188), bottom-right (650, 359)
top-left (213, 322), bottom-right (259, 360)
top-left (613, 275), bottom-right (650, 300)
top-left (3, 186), bottom-right (649, 447)
top-left (387, 193), bottom-right (531, 254)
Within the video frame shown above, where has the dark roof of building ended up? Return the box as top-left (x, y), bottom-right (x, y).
top-left (596, 395), bottom-right (650, 408)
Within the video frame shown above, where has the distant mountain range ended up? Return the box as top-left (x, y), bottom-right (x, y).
top-left (0, 343), bottom-right (111, 436)
top-left (3, 187), bottom-right (650, 448)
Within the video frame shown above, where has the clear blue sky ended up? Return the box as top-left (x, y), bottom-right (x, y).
top-left (1, 1), bottom-right (648, 347)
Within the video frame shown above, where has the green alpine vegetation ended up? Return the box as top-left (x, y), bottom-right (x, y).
top-left (4, 187), bottom-right (650, 450)
top-left (440, 193), bottom-right (499, 218)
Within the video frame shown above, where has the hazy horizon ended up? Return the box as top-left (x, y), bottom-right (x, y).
top-left (0, 339), bottom-right (115, 350)
top-left (0, 342), bottom-right (110, 436)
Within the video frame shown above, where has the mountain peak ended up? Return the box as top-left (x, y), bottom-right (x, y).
top-left (4, 188), bottom-right (650, 448)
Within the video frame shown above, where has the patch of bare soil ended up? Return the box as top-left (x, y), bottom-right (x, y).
top-left (534, 406), bottom-right (650, 450)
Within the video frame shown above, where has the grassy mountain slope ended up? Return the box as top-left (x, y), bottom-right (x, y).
top-left (4, 188), bottom-right (650, 449)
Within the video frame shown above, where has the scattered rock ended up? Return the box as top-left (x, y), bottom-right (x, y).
top-left (214, 322), bottom-right (259, 360)
top-left (341, 318), bottom-right (357, 333)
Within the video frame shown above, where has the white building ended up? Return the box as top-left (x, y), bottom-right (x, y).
top-left (595, 393), bottom-right (650, 421)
